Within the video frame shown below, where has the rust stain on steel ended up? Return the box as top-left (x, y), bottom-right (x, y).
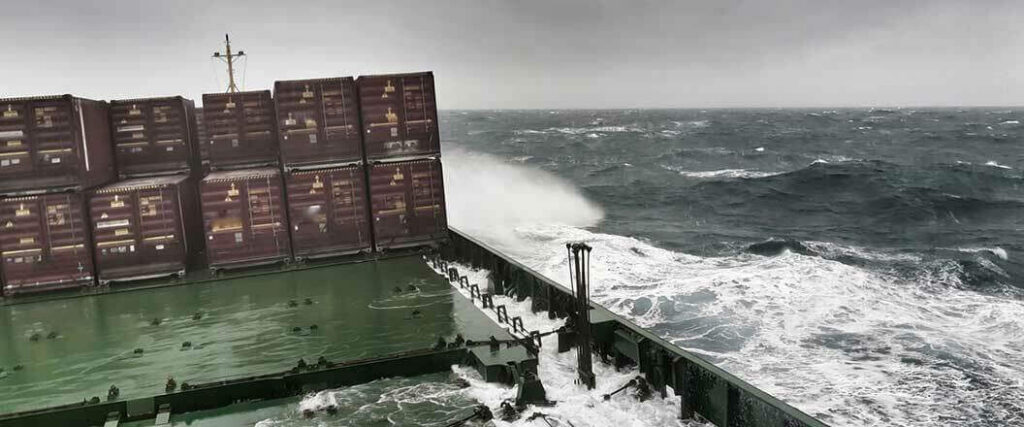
top-left (369, 159), bottom-right (447, 251)
top-left (200, 167), bottom-right (291, 268)
top-left (0, 95), bottom-right (115, 194)
top-left (0, 193), bottom-right (94, 295)
top-left (109, 97), bottom-right (199, 178)
top-left (285, 165), bottom-right (371, 259)
top-left (88, 175), bottom-right (203, 284)
top-left (357, 72), bottom-right (440, 161)
top-left (275, 77), bottom-right (363, 167)
top-left (201, 91), bottom-right (278, 170)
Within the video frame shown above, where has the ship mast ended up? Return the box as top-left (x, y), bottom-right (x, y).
top-left (212, 34), bottom-right (245, 93)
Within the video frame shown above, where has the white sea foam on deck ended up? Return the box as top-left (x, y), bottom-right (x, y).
top-left (435, 262), bottom-right (703, 427)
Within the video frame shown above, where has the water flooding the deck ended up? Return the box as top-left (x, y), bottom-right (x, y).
top-left (0, 256), bottom-right (498, 414)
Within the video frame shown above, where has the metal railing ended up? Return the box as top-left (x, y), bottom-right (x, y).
top-left (442, 227), bottom-right (829, 427)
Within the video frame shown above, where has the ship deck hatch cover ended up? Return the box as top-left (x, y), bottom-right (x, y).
top-left (0, 255), bottom-right (513, 416)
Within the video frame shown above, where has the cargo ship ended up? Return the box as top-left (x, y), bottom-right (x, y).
top-left (0, 36), bottom-right (827, 426)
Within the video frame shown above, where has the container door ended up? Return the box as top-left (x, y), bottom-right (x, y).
top-left (110, 102), bottom-right (151, 175)
top-left (360, 77), bottom-right (405, 159)
top-left (0, 197), bottom-right (45, 292)
top-left (0, 102), bottom-right (33, 179)
top-left (241, 93), bottom-right (277, 164)
top-left (206, 96), bottom-right (245, 165)
top-left (2, 195), bottom-right (91, 292)
top-left (327, 168), bottom-right (370, 251)
top-left (203, 180), bottom-right (247, 264)
top-left (287, 171), bottom-right (330, 255)
top-left (92, 191), bottom-right (138, 274)
top-left (137, 187), bottom-right (185, 272)
top-left (44, 195), bottom-right (92, 286)
top-left (288, 168), bottom-right (368, 257)
top-left (246, 176), bottom-right (289, 258)
top-left (370, 164), bottom-right (412, 245)
top-left (277, 82), bottom-right (322, 164)
top-left (321, 79), bottom-right (361, 162)
top-left (399, 74), bottom-right (439, 156)
top-left (32, 100), bottom-right (78, 179)
top-left (408, 160), bottom-right (447, 238)
top-left (149, 100), bottom-right (191, 169)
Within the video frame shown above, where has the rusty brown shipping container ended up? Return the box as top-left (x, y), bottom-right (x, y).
top-left (275, 77), bottom-right (362, 168)
top-left (201, 91), bottom-right (278, 170)
top-left (0, 193), bottom-right (94, 295)
top-left (109, 97), bottom-right (199, 178)
top-left (88, 175), bottom-right (202, 284)
top-left (357, 72), bottom-right (440, 161)
top-left (0, 95), bottom-right (115, 194)
top-left (369, 159), bottom-right (447, 251)
top-left (286, 166), bottom-right (371, 260)
top-left (200, 168), bottom-right (291, 269)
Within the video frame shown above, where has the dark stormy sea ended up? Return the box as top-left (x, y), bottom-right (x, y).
top-left (438, 109), bottom-right (1024, 426)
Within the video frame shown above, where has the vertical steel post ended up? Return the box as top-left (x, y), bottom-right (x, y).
top-left (570, 242), bottom-right (596, 389)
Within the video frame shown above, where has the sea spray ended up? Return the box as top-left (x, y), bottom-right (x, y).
top-left (443, 148), bottom-right (604, 249)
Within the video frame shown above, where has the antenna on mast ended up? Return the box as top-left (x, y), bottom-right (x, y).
top-left (212, 34), bottom-right (245, 93)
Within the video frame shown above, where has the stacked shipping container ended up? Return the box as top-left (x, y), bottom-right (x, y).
top-left (357, 72), bottom-right (440, 160)
top-left (368, 159), bottom-right (446, 251)
top-left (195, 91), bottom-right (287, 268)
top-left (201, 91), bottom-right (278, 170)
top-left (0, 95), bottom-right (115, 194)
top-left (357, 72), bottom-right (447, 250)
top-left (285, 166), bottom-right (371, 259)
top-left (200, 168), bottom-right (291, 269)
top-left (0, 193), bottom-right (94, 295)
top-left (275, 77), bottom-right (362, 168)
top-left (0, 95), bottom-right (114, 295)
top-left (88, 176), bottom-right (201, 284)
top-left (93, 96), bottom-right (204, 285)
top-left (275, 77), bottom-right (371, 260)
top-left (1, 70), bottom-right (447, 296)
top-left (109, 97), bottom-right (199, 178)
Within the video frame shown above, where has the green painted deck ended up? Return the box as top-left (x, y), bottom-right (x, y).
top-left (0, 256), bottom-right (511, 415)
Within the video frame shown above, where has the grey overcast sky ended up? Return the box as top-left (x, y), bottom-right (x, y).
top-left (1, 0), bottom-right (1021, 109)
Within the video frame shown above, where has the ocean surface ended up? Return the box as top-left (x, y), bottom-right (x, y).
top-left (439, 109), bottom-right (1024, 426)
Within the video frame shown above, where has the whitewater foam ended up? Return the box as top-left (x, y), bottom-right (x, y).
top-left (485, 225), bottom-right (1024, 426)
top-left (957, 246), bottom-right (1009, 261)
top-left (673, 168), bottom-right (782, 179)
top-left (440, 152), bottom-right (1024, 426)
top-left (985, 160), bottom-right (1013, 169)
top-left (436, 262), bottom-right (702, 427)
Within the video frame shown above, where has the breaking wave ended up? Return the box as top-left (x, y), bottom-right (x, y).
top-left (489, 224), bottom-right (1024, 426)
top-left (442, 151), bottom-right (1024, 426)
top-left (669, 167), bottom-right (783, 179)
top-left (443, 148), bottom-right (603, 249)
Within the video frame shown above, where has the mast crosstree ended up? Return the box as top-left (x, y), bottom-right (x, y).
top-left (212, 34), bottom-right (245, 93)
